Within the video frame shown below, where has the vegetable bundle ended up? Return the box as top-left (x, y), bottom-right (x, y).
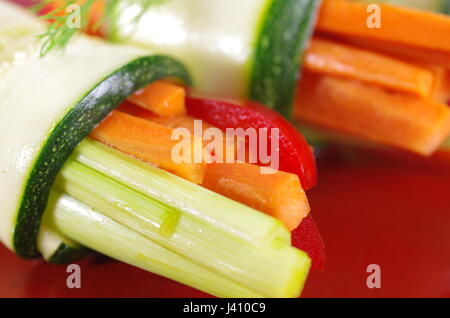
top-left (295, 0), bottom-right (450, 155)
top-left (84, 0), bottom-right (450, 156)
top-left (84, 0), bottom-right (322, 118)
top-left (0, 1), bottom-right (322, 298)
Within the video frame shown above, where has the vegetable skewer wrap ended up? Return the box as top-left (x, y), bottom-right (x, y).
top-left (0, 1), bottom-right (189, 259)
top-left (0, 2), bottom-right (313, 298)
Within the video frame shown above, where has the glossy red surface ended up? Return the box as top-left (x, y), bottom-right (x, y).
top-left (185, 97), bottom-right (318, 190)
top-left (2, 152), bottom-right (450, 298)
top-left (4, 0), bottom-right (450, 298)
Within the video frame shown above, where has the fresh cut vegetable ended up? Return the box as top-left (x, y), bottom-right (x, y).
top-left (202, 162), bottom-right (310, 231)
top-left (317, 0), bottom-right (450, 53)
top-left (185, 96), bottom-right (318, 190)
top-left (304, 38), bottom-right (435, 97)
top-left (91, 110), bottom-right (206, 184)
top-left (57, 140), bottom-right (310, 297)
top-left (92, 0), bottom-right (322, 117)
top-left (292, 214), bottom-right (326, 271)
top-left (119, 88), bottom-right (324, 268)
top-left (0, 2), bottom-right (191, 258)
top-left (94, 103), bottom-right (310, 231)
top-left (0, 2), bottom-right (317, 297)
top-left (350, 0), bottom-right (450, 14)
top-left (293, 0), bottom-right (450, 155)
top-left (295, 72), bottom-right (450, 155)
top-left (128, 80), bottom-right (186, 117)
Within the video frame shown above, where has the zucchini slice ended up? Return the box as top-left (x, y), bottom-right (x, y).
top-left (106, 0), bottom-right (320, 117)
top-left (249, 0), bottom-right (321, 117)
top-left (0, 3), bottom-right (191, 259)
top-left (0, 1), bottom-right (42, 36)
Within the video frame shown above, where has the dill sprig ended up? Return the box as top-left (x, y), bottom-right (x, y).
top-left (31, 0), bottom-right (169, 57)
top-left (32, 0), bottom-right (96, 57)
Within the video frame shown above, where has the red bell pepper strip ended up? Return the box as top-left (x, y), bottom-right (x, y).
top-left (292, 214), bottom-right (326, 271)
top-left (186, 96), bottom-right (324, 269)
top-left (185, 96), bottom-right (318, 190)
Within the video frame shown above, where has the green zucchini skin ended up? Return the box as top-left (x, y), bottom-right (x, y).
top-left (47, 244), bottom-right (89, 265)
top-left (441, 0), bottom-right (450, 13)
top-left (249, 0), bottom-right (321, 119)
top-left (14, 56), bottom-right (191, 259)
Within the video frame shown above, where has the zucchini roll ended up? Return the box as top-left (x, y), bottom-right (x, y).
top-left (0, 2), bottom-right (314, 298)
top-left (103, 0), bottom-right (450, 156)
top-left (106, 0), bottom-right (321, 117)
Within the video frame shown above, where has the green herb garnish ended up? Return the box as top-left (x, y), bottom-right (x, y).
top-left (31, 0), bottom-right (168, 57)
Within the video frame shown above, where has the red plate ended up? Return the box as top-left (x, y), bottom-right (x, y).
top-left (4, 0), bottom-right (450, 298)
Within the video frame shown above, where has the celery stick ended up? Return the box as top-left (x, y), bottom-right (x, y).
top-left (37, 215), bottom-right (85, 262)
top-left (56, 160), bottom-right (311, 297)
top-left (47, 191), bottom-right (263, 298)
top-left (38, 218), bottom-right (76, 261)
top-left (72, 139), bottom-right (290, 246)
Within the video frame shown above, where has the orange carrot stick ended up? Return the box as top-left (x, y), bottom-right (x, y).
top-left (91, 110), bottom-right (206, 184)
top-left (161, 115), bottom-right (251, 163)
top-left (202, 162), bottom-right (310, 231)
top-left (317, 0), bottom-right (450, 53)
top-left (128, 81), bottom-right (186, 117)
top-left (429, 67), bottom-right (450, 104)
top-left (120, 102), bottom-right (247, 162)
top-left (119, 101), bottom-right (186, 126)
top-left (304, 38), bottom-right (434, 97)
top-left (335, 37), bottom-right (450, 98)
top-left (47, 0), bottom-right (105, 36)
top-left (294, 72), bottom-right (450, 155)
top-left (340, 36), bottom-right (450, 70)
top-left (95, 108), bottom-right (309, 230)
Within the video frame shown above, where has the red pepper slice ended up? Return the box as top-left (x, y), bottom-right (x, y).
top-left (292, 215), bottom-right (326, 271)
top-left (186, 96), bottom-right (325, 269)
top-left (185, 96), bottom-right (318, 190)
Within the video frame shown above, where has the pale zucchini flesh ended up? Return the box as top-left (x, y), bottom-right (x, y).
top-left (0, 1), bottom-right (43, 36)
top-left (0, 2), bottom-right (190, 258)
top-left (107, 0), bottom-right (320, 116)
top-left (108, 0), bottom-right (269, 99)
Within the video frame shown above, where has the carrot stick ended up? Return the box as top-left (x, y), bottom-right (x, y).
top-left (340, 37), bottom-right (450, 70)
top-left (120, 102), bottom-right (247, 163)
top-left (87, 0), bottom-right (105, 35)
top-left (317, 0), bottom-right (450, 53)
top-left (96, 108), bottom-right (309, 230)
top-left (429, 67), bottom-right (450, 104)
top-left (304, 38), bottom-right (434, 97)
top-left (91, 110), bottom-right (206, 184)
top-left (202, 162), bottom-right (310, 231)
top-left (168, 115), bottom-right (252, 163)
top-left (47, 0), bottom-right (105, 36)
top-left (119, 101), bottom-right (187, 127)
top-left (294, 72), bottom-right (450, 155)
top-left (128, 81), bottom-right (186, 117)
top-left (336, 37), bottom-right (450, 98)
